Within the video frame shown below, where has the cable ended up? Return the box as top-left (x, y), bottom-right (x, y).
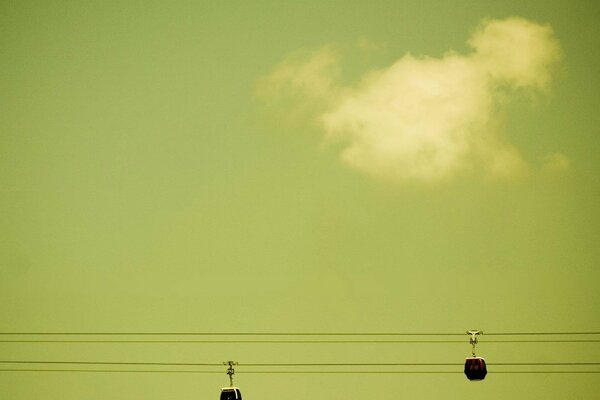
top-left (0, 369), bottom-right (599, 374)
top-left (224, 370), bottom-right (600, 374)
top-left (3, 339), bottom-right (462, 344)
top-left (241, 370), bottom-right (600, 374)
top-left (2, 360), bottom-right (598, 374)
top-left (0, 360), bottom-right (222, 367)
top-left (0, 332), bottom-right (465, 336)
top-left (0, 369), bottom-right (222, 374)
top-left (487, 332), bottom-right (600, 336)
top-left (247, 362), bottom-right (600, 367)
top-left (1, 331), bottom-right (598, 336)
top-left (1, 339), bottom-right (598, 344)
top-left (1, 360), bottom-right (598, 367)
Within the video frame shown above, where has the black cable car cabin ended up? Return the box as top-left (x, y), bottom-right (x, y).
top-left (464, 357), bottom-right (487, 380)
top-left (220, 387), bottom-right (242, 400)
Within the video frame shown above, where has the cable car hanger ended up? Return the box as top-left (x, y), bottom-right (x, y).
top-left (224, 361), bottom-right (237, 387)
top-left (467, 330), bottom-right (481, 357)
top-left (220, 361), bottom-right (242, 400)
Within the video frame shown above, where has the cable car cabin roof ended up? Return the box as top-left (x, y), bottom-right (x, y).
top-left (465, 357), bottom-right (487, 364)
top-left (220, 387), bottom-right (242, 400)
top-left (464, 357), bottom-right (487, 381)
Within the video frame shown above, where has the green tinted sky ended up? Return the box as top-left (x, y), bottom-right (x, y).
top-left (1, 1), bottom-right (599, 399)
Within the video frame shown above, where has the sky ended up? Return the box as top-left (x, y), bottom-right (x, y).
top-left (1, 1), bottom-right (599, 399)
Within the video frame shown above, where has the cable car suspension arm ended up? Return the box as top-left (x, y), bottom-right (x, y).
top-left (224, 361), bottom-right (238, 387)
top-left (467, 330), bottom-right (482, 357)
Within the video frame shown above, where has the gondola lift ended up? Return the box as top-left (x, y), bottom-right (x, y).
top-left (464, 330), bottom-right (487, 381)
top-left (220, 361), bottom-right (242, 400)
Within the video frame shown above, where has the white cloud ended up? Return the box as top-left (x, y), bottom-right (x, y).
top-left (321, 54), bottom-right (530, 182)
top-left (469, 17), bottom-right (562, 89)
top-left (259, 17), bottom-right (563, 184)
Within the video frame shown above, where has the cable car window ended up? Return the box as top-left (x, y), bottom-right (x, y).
top-left (220, 388), bottom-right (241, 400)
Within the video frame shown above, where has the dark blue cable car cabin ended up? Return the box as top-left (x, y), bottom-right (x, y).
top-left (464, 357), bottom-right (487, 380)
top-left (220, 387), bottom-right (242, 400)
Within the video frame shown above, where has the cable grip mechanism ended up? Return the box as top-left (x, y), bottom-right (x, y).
top-left (223, 361), bottom-right (238, 387)
top-left (466, 330), bottom-right (482, 357)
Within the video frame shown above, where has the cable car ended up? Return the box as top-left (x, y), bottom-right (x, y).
top-left (464, 357), bottom-right (487, 381)
top-left (220, 387), bottom-right (242, 400)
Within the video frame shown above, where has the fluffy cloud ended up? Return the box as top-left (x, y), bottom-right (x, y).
top-left (259, 17), bottom-right (564, 184)
top-left (469, 18), bottom-right (562, 89)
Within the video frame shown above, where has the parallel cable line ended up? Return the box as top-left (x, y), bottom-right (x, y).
top-left (228, 370), bottom-right (600, 374)
top-left (0, 339), bottom-right (465, 343)
top-left (486, 332), bottom-right (600, 336)
top-left (0, 332), bottom-right (464, 336)
top-left (1, 361), bottom-right (598, 367)
top-left (1, 339), bottom-right (598, 344)
top-left (1, 331), bottom-right (599, 336)
top-left (491, 371), bottom-right (600, 374)
top-left (3, 339), bottom-right (465, 344)
top-left (0, 369), bottom-right (222, 374)
top-left (0, 360), bottom-right (222, 367)
top-left (1, 369), bottom-right (599, 374)
top-left (489, 362), bottom-right (600, 366)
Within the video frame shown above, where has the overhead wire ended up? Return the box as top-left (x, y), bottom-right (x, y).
top-left (1, 359), bottom-right (598, 375)
top-left (1, 360), bottom-right (599, 367)
top-left (1, 332), bottom-right (597, 377)
top-left (1, 339), bottom-right (598, 344)
top-left (0, 369), bottom-right (598, 374)
top-left (1, 331), bottom-right (598, 344)
top-left (1, 331), bottom-right (599, 336)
